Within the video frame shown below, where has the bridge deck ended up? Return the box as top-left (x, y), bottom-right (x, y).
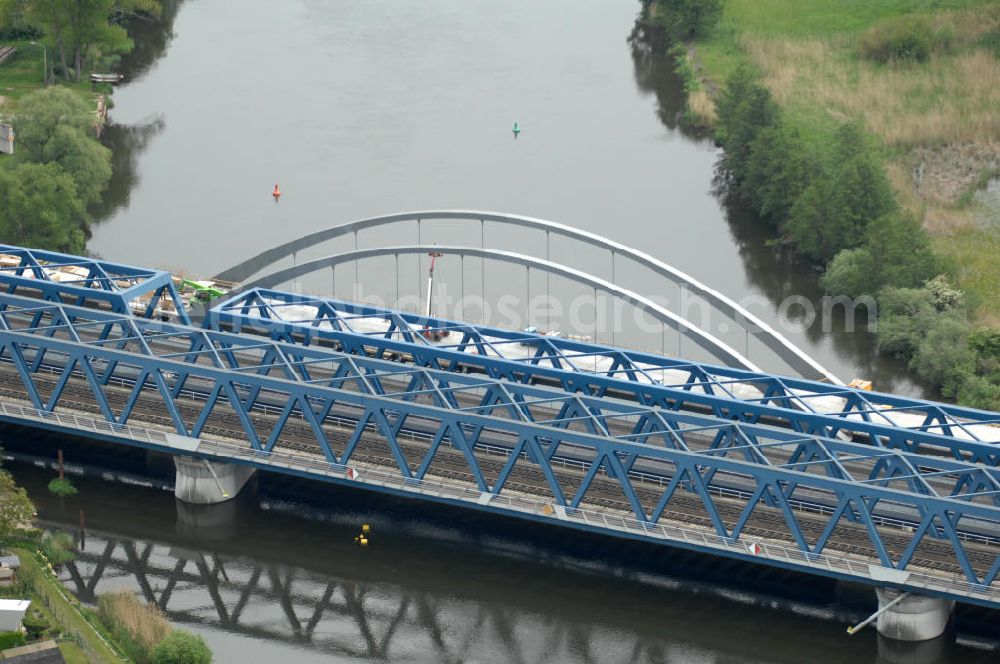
top-left (0, 243), bottom-right (997, 608)
top-left (211, 288), bottom-right (1000, 443)
top-left (0, 293), bottom-right (999, 607)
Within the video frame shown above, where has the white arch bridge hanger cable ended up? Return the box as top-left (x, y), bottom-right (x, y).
top-left (227, 245), bottom-right (759, 374)
top-left (212, 210), bottom-right (841, 385)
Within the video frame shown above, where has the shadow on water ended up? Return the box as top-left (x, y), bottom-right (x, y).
top-left (629, 42), bottom-right (709, 142)
top-left (89, 118), bottom-right (166, 221)
top-left (115, 0), bottom-right (186, 83)
top-left (3, 432), bottom-right (999, 663)
top-left (89, 1), bottom-right (184, 225)
top-left (714, 162), bottom-right (933, 397)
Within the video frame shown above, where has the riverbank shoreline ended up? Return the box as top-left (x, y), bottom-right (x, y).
top-left (0, 40), bottom-right (113, 128)
top-left (640, 0), bottom-right (1000, 322)
top-left (8, 546), bottom-right (125, 663)
top-left (636, 0), bottom-right (1000, 408)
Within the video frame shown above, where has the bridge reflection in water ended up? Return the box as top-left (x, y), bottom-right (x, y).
top-left (58, 525), bottom-right (847, 664)
top-left (4, 447), bottom-right (985, 664)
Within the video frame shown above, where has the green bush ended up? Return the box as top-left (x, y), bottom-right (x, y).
top-left (715, 66), bottom-right (779, 182)
top-left (669, 42), bottom-right (700, 91)
top-left (0, 26), bottom-right (43, 40)
top-left (152, 630), bottom-right (212, 664)
top-left (910, 316), bottom-right (976, 398)
top-left (969, 328), bottom-right (1000, 374)
top-left (47, 477), bottom-right (78, 497)
top-left (821, 212), bottom-right (938, 297)
top-left (0, 86), bottom-right (113, 256)
top-left (876, 283), bottom-right (958, 358)
top-left (786, 124), bottom-right (896, 263)
top-left (875, 279), bottom-right (983, 399)
top-left (860, 16), bottom-right (935, 63)
top-left (0, 631), bottom-right (26, 650)
top-left (740, 124), bottom-right (813, 226)
top-left (21, 609), bottom-right (54, 641)
top-left (0, 471), bottom-right (38, 547)
top-left (958, 374), bottom-right (1000, 411)
top-left (820, 247), bottom-right (873, 297)
top-left (646, 0), bottom-right (724, 39)
top-left (41, 531), bottom-right (76, 566)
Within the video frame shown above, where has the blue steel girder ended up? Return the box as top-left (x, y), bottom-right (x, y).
top-left (209, 288), bottom-right (999, 441)
top-left (0, 244), bottom-right (190, 325)
top-left (3, 308), bottom-right (1000, 588)
top-left (2, 292), bottom-right (1000, 512)
top-left (205, 290), bottom-right (1000, 467)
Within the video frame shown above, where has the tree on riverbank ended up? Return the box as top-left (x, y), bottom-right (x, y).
top-left (640, 0), bottom-right (723, 39)
top-left (26, 0), bottom-right (161, 82)
top-left (639, 0), bottom-right (1000, 407)
top-left (14, 87), bottom-right (112, 204)
top-left (711, 64), bottom-right (1000, 408)
top-left (0, 162), bottom-right (87, 252)
top-left (0, 87), bottom-right (111, 253)
top-left (0, 469), bottom-right (37, 546)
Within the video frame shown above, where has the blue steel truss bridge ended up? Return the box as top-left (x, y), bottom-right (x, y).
top-left (0, 241), bottom-right (998, 635)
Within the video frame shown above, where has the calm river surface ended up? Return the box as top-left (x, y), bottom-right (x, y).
top-left (27, 0), bottom-right (981, 661)
top-left (4, 439), bottom-right (997, 664)
top-left (89, 0), bottom-right (923, 394)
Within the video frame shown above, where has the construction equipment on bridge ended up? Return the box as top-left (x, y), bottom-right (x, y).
top-left (521, 326), bottom-right (563, 345)
top-left (0, 248), bottom-right (191, 322)
top-left (179, 278), bottom-right (228, 302)
top-left (209, 210), bottom-right (847, 383)
top-left (422, 251), bottom-right (450, 342)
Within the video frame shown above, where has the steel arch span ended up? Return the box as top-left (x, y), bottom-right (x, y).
top-left (231, 244), bottom-right (760, 372)
top-left (212, 210), bottom-right (839, 384)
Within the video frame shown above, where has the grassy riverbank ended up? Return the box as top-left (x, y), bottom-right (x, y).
top-left (638, 0), bottom-right (1000, 405)
top-left (677, 0), bottom-right (1000, 322)
top-left (0, 41), bottom-right (94, 113)
top-left (9, 547), bottom-right (125, 663)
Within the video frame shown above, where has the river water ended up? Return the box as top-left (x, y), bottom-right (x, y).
top-left (4, 437), bottom-right (997, 664)
top-left (87, 0), bottom-right (924, 395)
top-left (21, 0), bottom-right (984, 661)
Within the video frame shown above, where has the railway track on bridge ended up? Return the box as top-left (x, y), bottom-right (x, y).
top-left (3, 364), bottom-right (995, 583)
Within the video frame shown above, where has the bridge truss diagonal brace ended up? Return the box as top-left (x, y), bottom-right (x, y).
top-left (4, 324), bottom-right (1000, 588)
top-left (1, 291), bottom-right (999, 511)
top-left (207, 289), bottom-right (1000, 470)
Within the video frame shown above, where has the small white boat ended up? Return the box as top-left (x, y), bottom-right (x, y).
top-left (90, 73), bottom-right (123, 84)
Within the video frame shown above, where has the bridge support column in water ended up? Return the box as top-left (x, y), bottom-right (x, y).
top-left (875, 588), bottom-right (954, 642)
top-left (173, 456), bottom-right (256, 505)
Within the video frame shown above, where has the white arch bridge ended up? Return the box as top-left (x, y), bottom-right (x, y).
top-left (214, 210), bottom-right (840, 384)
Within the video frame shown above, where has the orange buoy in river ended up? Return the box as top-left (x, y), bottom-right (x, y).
top-left (272, 184), bottom-right (281, 200)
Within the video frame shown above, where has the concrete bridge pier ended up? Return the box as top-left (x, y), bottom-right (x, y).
top-left (173, 456), bottom-right (256, 505)
top-left (874, 588), bottom-right (954, 642)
